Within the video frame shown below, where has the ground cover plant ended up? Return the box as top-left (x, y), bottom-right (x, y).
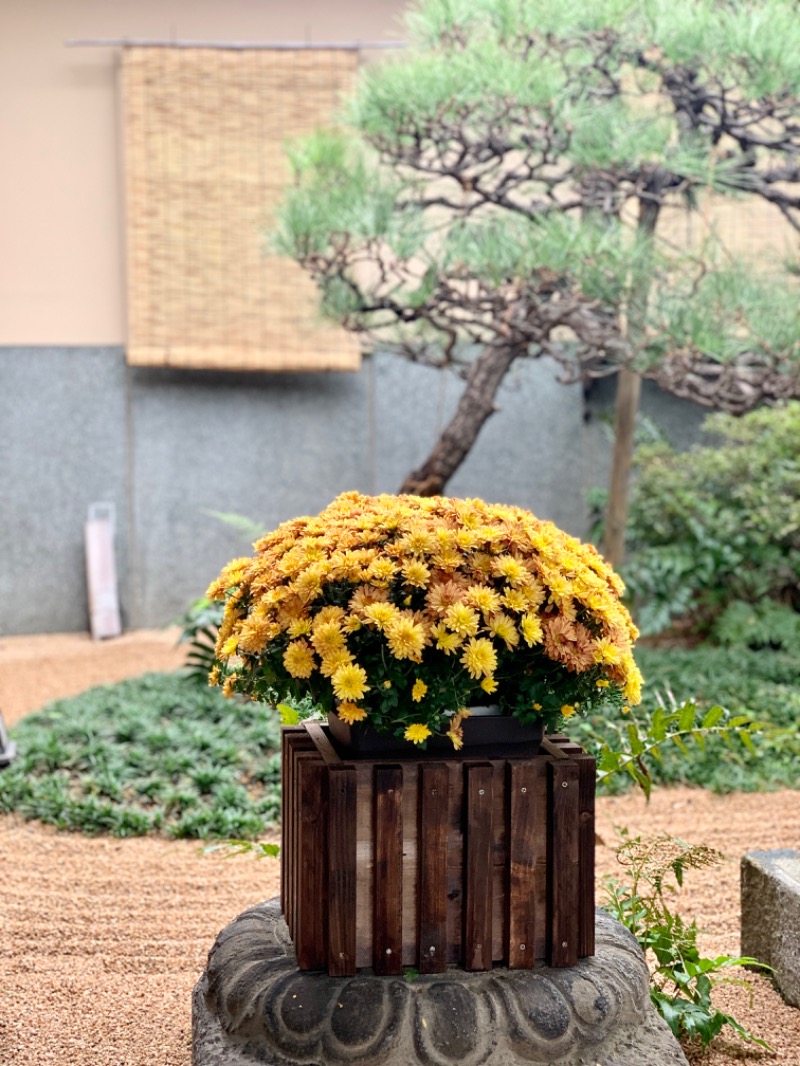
top-left (0, 673), bottom-right (281, 838)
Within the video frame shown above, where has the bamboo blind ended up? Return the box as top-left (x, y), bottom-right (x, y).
top-left (122, 47), bottom-right (361, 372)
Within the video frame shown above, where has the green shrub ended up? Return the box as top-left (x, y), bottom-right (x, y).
top-left (0, 673), bottom-right (281, 839)
top-left (624, 402), bottom-right (800, 637)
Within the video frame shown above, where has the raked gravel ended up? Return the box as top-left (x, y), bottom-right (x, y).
top-left (0, 630), bottom-right (798, 1065)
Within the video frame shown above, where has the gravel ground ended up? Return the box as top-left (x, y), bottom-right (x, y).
top-left (0, 630), bottom-right (798, 1065)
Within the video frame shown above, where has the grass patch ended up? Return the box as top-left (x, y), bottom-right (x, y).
top-left (0, 673), bottom-right (281, 838)
top-left (573, 646), bottom-right (800, 794)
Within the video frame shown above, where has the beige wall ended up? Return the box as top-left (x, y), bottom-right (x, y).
top-left (0, 0), bottom-right (407, 345)
top-left (3, 1), bottom-right (795, 345)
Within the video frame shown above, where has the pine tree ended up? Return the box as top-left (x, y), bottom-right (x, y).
top-left (275, 0), bottom-right (800, 562)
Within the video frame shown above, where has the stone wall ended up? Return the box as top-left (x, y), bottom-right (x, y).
top-left (0, 346), bottom-right (705, 635)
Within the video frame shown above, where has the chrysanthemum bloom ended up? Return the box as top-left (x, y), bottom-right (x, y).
top-left (444, 603), bottom-right (480, 637)
top-left (332, 662), bottom-right (370, 702)
top-left (430, 622), bottom-right (463, 655)
top-left (404, 723), bottom-right (432, 745)
top-left (337, 702), bottom-right (368, 724)
top-left (318, 647), bottom-right (354, 678)
top-left (283, 640), bottom-right (316, 679)
top-left (411, 679), bottom-right (428, 702)
top-left (208, 490), bottom-right (642, 746)
top-left (461, 637), bottom-right (497, 680)
top-left (385, 614), bottom-right (427, 662)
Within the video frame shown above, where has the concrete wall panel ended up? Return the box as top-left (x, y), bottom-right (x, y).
top-left (0, 348), bottom-right (129, 633)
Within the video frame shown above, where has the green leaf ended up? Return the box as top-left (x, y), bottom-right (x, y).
top-left (738, 729), bottom-right (757, 754)
top-left (626, 722), bottom-right (645, 756)
top-left (678, 702), bottom-right (697, 733)
top-left (277, 703), bottom-right (300, 726)
top-left (701, 705), bottom-right (725, 729)
top-left (651, 707), bottom-right (667, 742)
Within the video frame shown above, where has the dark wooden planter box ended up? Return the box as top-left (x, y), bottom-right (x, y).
top-left (281, 724), bottom-right (595, 977)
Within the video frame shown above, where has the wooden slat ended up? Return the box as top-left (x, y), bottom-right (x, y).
top-left (354, 761), bottom-right (375, 969)
top-left (303, 720), bottom-right (342, 764)
top-left (575, 752), bottom-right (597, 958)
top-left (506, 760), bottom-right (541, 969)
top-left (444, 761), bottom-right (464, 966)
top-left (463, 762), bottom-right (494, 971)
top-left (490, 760), bottom-right (507, 962)
top-left (547, 757), bottom-right (580, 967)
top-left (417, 763), bottom-right (449, 973)
top-left (328, 764), bottom-right (357, 976)
top-left (282, 731), bottom-right (315, 934)
top-left (295, 756), bottom-right (328, 970)
top-left (372, 765), bottom-right (403, 975)
top-left (290, 750), bottom-right (316, 940)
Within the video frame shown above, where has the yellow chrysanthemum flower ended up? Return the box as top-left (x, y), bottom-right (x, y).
top-left (493, 555), bottom-right (529, 587)
top-left (238, 616), bottom-right (277, 655)
top-left (520, 613), bottom-right (543, 647)
top-left (404, 723), bottom-right (432, 745)
top-left (310, 621), bottom-right (347, 660)
top-left (366, 558), bottom-right (397, 584)
top-left (219, 635), bottom-right (239, 658)
top-left (461, 637), bottom-right (497, 680)
top-left (488, 612), bottom-right (519, 650)
top-left (318, 647), bottom-right (354, 677)
top-left (593, 637), bottom-right (623, 665)
top-left (456, 528), bottom-right (481, 551)
top-left (411, 679), bottom-right (428, 702)
top-left (287, 617), bottom-right (313, 638)
top-left (283, 640), bottom-right (316, 679)
top-left (466, 584), bottom-right (503, 616)
top-left (444, 602), bottom-right (480, 637)
top-left (480, 676), bottom-right (499, 695)
top-left (623, 661), bottom-right (643, 704)
top-left (561, 704), bottom-right (577, 718)
top-left (446, 728), bottom-right (464, 750)
top-left (362, 602), bottom-right (396, 630)
top-left (430, 621), bottom-right (463, 655)
top-left (222, 674), bottom-right (240, 698)
top-left (337, 702), bottom-right (368, 725)
top-left (385, 614), bottom-right (428, 662)
top-left (208, 665), bottom-right (221, 687)
top-left (292, 565), bottom-right (324, 603)
top-left (332, 662), bottom-right (370, 702)
top-left (402, 558), bottom-right (432, 588)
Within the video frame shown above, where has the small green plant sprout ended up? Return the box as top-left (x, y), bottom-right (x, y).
top-left (203, 839), bottom-right (280, 860)
top-left (604, 831), bottom-right (772, 1051)
top-left (574, 689), bottom-right (764, 800)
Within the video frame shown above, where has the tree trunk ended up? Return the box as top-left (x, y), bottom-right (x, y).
top-left (603, 196), bottom-right (661, 568)
top-left (603, 369), bottom-right (642, 568)
top-left (399, 342), bottom-right (523, 496)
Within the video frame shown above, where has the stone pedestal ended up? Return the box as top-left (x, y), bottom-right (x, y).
top-left (192, 898), bottom-right (688, 1066)
top-left (741, 849), bottom-right (800, 1007)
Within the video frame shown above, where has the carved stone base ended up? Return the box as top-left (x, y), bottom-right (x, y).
top-left (192, 898), bottom-right (688, 1066)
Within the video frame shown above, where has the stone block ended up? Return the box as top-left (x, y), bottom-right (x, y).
top-left (741, 849), bottom-right (800, 1007)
